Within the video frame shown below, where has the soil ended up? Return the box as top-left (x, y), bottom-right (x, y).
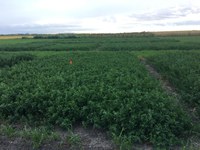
top-left (73, 125), bottom-right (114, 149)
top-left (0, 135), bottom-right (70, 150)
top-left (0, 125), bottom-right (154, 150)
top-left (0, 125), bottom-right (115, 150)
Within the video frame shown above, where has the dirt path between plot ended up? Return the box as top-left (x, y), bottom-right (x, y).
top-left (139, 57), bottom-right (178, 97)
top-left (140, 57), bottom-right (199, 121)
top-left (140, 57), bottom-right (200, 149)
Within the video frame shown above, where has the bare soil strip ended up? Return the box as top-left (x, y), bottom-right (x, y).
top-left (0, 125), bottom-right (115, 150)
top-left (73, 126), bottom-right (114, 149)
top-left (139, 57), bottom-right (178, 97)
top-left (56, 125), bottom-right (115, 150)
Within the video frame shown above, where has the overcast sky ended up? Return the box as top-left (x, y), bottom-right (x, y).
top-left (0, 0), bottom-right (200, 34)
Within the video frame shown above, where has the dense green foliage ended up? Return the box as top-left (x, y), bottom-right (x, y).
top-left (0, 53), bottom-right (35, 67)
top-left (0, 52), bottom-right (191, 146)
top-left (1, 35), bottom-right (200, 51)
top-left (147, 52), bottom-right (200, 118)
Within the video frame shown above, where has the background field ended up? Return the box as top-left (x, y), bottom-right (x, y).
top-left (0, 33), bottom-right (200, 149)
top-left (1, 33), bottom-right (200, 51)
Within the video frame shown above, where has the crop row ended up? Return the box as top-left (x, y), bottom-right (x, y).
top-left (0, 52), bottom-right (191, 146)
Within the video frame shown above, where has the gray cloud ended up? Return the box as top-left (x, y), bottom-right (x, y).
top-left (102, 16), bottom-right (117, 23)
top-left (131, 6), bottom-right (200, 21)
top-left (0, 24), bottom-right (91, 34)
top-left (175, 20), bottom-right (200, 26)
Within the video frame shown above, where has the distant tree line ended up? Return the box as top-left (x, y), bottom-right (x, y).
top-left (33, 34), bottom-right (78, 39)
top-left (32, 32), bottom-right (155, 39)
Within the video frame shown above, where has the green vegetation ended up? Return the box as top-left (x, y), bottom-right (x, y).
top-left (1, 33), bottom-right (200, 148)
top-left (1, 35), bottom-right (200, 51)
top-left (33, 34), bottom-right (78, 39)
top-left (0, 124), bottom-right (16, 138)
top-left (66, 131), bottom-right (82, 149)
top-left (0, 51), bottom-right (192, 147)
top-left (0, 52), bottom-right (35, 67)
top-left (19, 127), bottom-right (60, 149)
top-left (112, 128), bottom-right (132, 150)
top-left (0, 124), bottom-right (60, 149)
top-left (147, 51), bottom-right (200, 118)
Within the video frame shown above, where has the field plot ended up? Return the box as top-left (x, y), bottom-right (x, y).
top-left (0, 52), bottom-right (35, 68)
top-left (1, 35), bottom-right (200, 51)
top-left (1, 33), bottom-right (200, 149)
top-left (146, 51), bottom-right (200, 119)
top-left (0, 51), bottom-right (192, 147)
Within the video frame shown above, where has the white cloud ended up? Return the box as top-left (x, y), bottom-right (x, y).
top-left (0, 0), bottom-right (200, 33)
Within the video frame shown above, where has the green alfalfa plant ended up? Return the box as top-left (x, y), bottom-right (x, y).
top-left (65, 130), bottom-right (83, 150)
top-left (0, 124), bottom-right (16, 138)
top-left (111, 128), bottom-right (132, 150)
top-left (19, 127), bottom-right (60, 149)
